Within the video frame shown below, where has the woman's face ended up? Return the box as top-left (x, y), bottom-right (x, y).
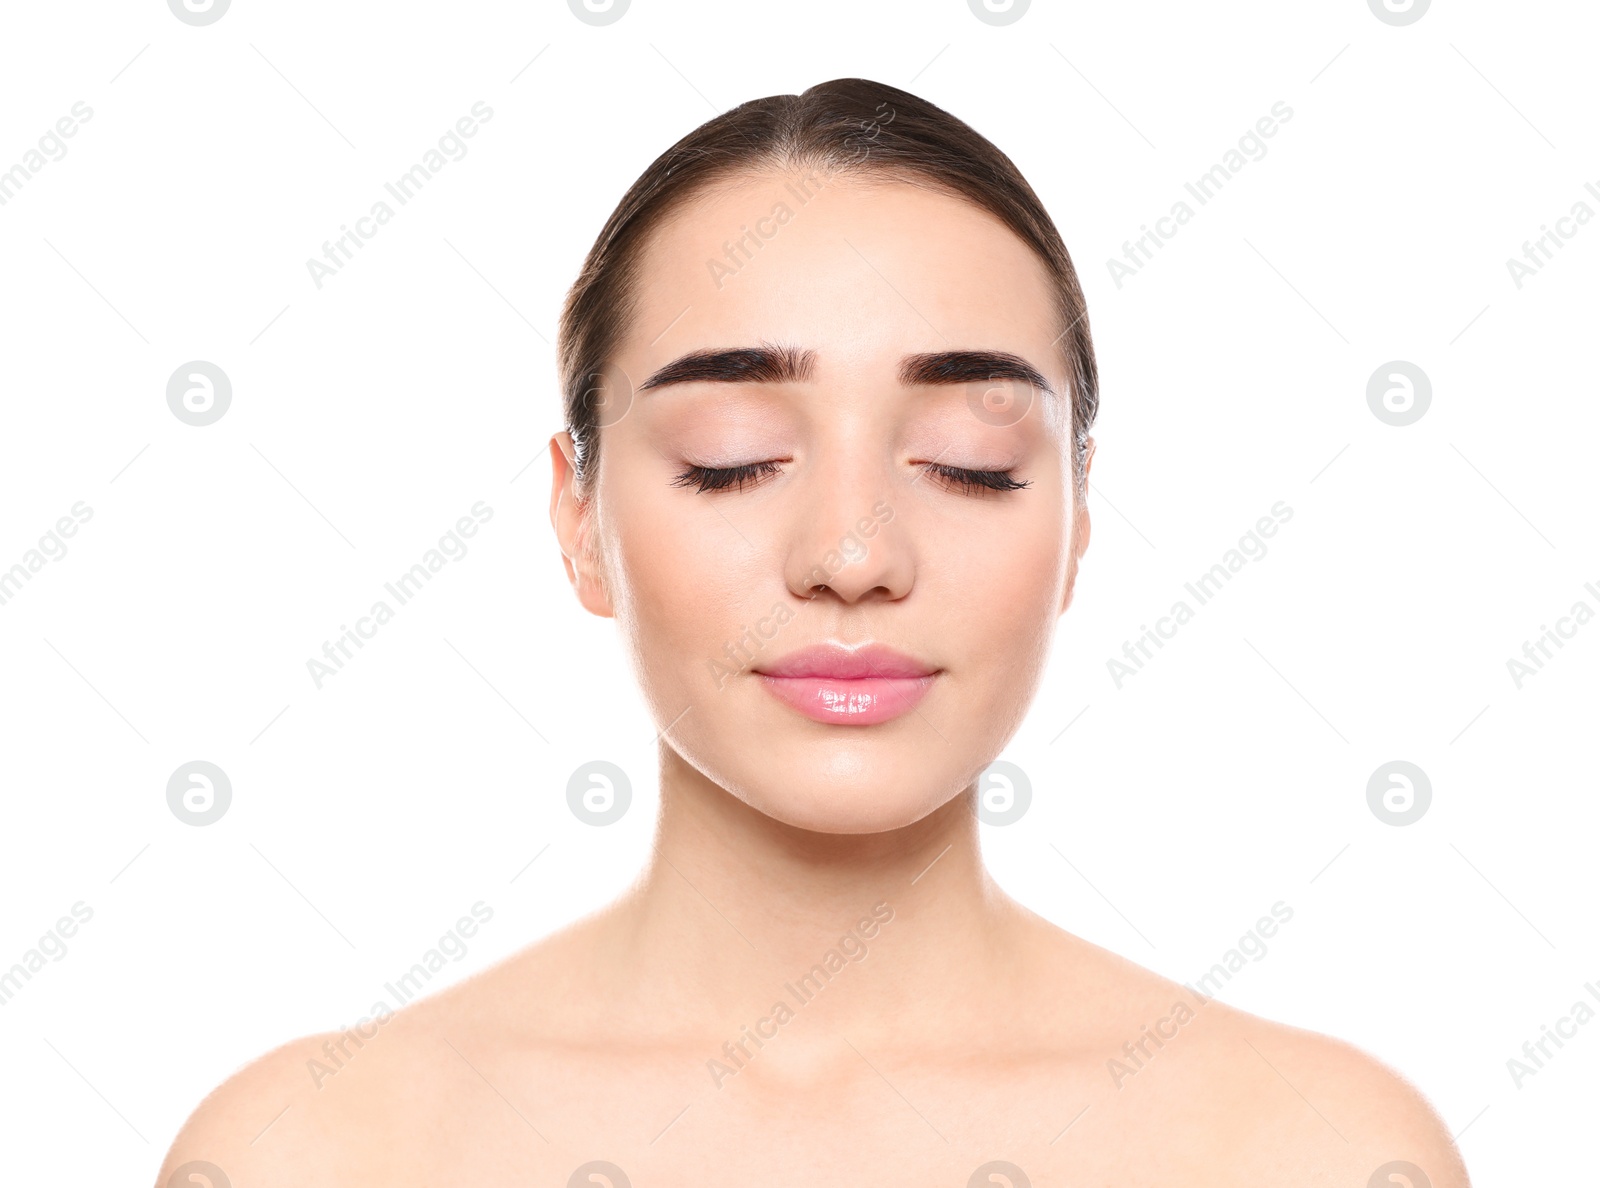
top-left (552, 169), bottom-right (1091, 834)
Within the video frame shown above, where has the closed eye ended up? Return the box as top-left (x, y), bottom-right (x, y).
top-left (670, 460), bottom-right (1031, 496)
top-left (921, 463), bottom-right (1031, 495)
top-left (671, 460), bottom-right (784, 493)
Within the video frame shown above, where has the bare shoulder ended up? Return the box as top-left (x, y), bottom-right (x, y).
top-left (154, 950), bottom-right (554, 1187)
top-left (1017, 914), bottom-right (1470, 1185)
top-left (155, 1030), bottom-right (356, 1187)
top-left (154, 1019), bottom-right (424, 1188)
top-left (1211, 1005), bottom-right (1472, 1186)
top-left (154, 911), bottom-right (611, 1186)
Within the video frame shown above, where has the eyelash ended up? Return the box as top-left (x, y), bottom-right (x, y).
top-left (670, 461), bottom-right (1031, 496)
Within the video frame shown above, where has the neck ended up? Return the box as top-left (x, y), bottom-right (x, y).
top-left (594, 743), bottom-right (1030, 1053)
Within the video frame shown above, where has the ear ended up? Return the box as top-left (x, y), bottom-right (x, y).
top-left (549, 431), bottom-right (615, 619)
top-left (1059, 435), bottom-right (1094, 616)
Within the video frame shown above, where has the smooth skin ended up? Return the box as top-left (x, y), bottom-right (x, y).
top-left (158, 170), bottom-right (1470, 1186)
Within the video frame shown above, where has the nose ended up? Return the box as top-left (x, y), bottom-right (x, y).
top-left (782, 461), bottom-right (914, 605)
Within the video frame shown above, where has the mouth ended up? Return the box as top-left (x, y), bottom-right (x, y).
top-left (752, 643), bottom-right (939, 726)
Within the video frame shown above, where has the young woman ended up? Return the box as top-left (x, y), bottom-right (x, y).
top-left (159, 78), bottom-right (1470, 1187)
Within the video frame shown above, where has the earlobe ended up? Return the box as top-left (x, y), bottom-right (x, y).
top-left (548, 432), bottom-right (615, 619)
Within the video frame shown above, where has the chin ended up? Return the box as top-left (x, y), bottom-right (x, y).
top-left (714, 743), bottom-right (968, 835)
top-left (748, 786), bottom-right (951, 835)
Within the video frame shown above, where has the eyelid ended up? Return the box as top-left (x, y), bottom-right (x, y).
top-left (921, 463), bottom-right (1031, 494)
top-left (671, 460), bottom-right (783, 493)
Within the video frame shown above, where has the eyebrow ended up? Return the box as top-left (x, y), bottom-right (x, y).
top-left (636, 343), bottom-right (1056, 399)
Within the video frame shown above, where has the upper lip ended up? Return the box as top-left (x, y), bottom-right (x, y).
top-left (755, 643), bottom-right (938, 680)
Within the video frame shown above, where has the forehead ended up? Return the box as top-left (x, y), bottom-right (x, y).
top-left (620, 170), bottom-right (1062, 377)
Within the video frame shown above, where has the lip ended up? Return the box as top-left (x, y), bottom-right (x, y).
top-left (754, 643), bottom-right (939, 725)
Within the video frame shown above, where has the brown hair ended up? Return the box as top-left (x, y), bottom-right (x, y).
top-left (557, 76), bottom-right (1098, 498)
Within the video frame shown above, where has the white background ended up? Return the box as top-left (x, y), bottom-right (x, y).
top-left (0, 1), bottom-right (1595, 1183)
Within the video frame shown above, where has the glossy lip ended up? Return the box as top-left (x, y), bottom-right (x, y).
top-left (753, 643), bottom-right (939, 725)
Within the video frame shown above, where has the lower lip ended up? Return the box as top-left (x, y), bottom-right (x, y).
top-left (756, 674), bottom-right (936, 725)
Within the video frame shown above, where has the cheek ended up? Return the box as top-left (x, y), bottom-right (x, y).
top-left (981, 549), bottom-right (1062, 645)
top-left (938, 499), bottom-right (1070, 675)
top-left (604, 487), bottom-right (767, 679)
top-left (949, 471), bottom-right (1070, 583)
